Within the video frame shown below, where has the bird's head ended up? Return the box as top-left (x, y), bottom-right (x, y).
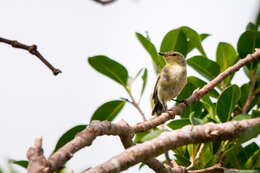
top-left (159, 51), bottom-right (186, 66)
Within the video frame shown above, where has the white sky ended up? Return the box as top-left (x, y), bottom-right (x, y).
top-left (0, 0), bottom-right (259, 172)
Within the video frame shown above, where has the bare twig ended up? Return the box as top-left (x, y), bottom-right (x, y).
top-left (125, 91), bottom-right (147, 121)
top-left (86, 118), bottom-right (260, 173)
top-left (0, 37), bottom-right (61, 75)
top-left (187, 143), bottom-right (205, 170)
top-left (242, 69), bottom-right (257, 114)
top-left (92, 0), bottom-right (117, 5)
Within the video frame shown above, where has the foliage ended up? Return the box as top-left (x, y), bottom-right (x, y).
top-left (11, 16), bottom-right (260, 173)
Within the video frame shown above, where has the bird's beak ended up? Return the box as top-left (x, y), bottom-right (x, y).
top-left (159, 52), bottom-right (168, 56)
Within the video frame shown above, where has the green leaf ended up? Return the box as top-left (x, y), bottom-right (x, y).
top-left (237, 31), bottom-right (260, 58)
top-left (239, 83), bottom-right (250, 106)
top-left (174, 145), bottom-right (191, 166)
top-left (160, 28), bottom-right (188, 56)
top-left (177, 81), bottom-right (203, 118)
top-left (196, 143), bottom-right (214, 169)
top-left (135, 128), bottom-right (168, 143)
top-left (167, 118), bottom-right (190, 130)
top-left (91, 100), bottom-right (125, 121)
top-left (181, 26), bottom-right (206, 56)
top-left (134, 130), bottom-right (150, 143)
top-left (245, 149), bottom-right (260, 169)
top-left (138, 163), bottom-right (145, 170)
top-left (189, 112), bottom-right (204, 125)
top-left (233, 114), bottom-right (251, 121)
top-left (200, 33), bottom-right (210, 41)
top-left (9, 160), bottom-right (28, 169)
top-left (187, 56), bottom-right (220, 81)
top-left (52, 125), bottom-right (87, 153)
top-left (238, 123), bottom-right (260, 143)
top-left (88, 56), bottom-right (128, 87)
top-left (188, 76), bottom-right (219, 98)
top-left (244, 142), bottom-right (260, 158)
top-left (252, 110), bottom-right (260, 118)
top-left (247, 22), bottom-right (258, 31)
top-left (136, 33), bottom-right (165, 73)
top-left (216, 85), bottom-right (241, 122)
top-left (216, 42), bottom-right (238, 85)
top-left (140, 68), bottom-right (147, 98)
top-left (201, 95), bottom-right (216, 118)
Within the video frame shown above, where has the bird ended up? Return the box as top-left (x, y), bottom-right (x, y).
top-left (152, 51), bottom-right (187, 116)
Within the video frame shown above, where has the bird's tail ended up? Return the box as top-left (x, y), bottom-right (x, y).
top-left (152, 101), bottom-right (163, 116)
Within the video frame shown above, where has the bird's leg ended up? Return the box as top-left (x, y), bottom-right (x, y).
top-left (172, 99), bottom-right (188, 106)
top-left (162, 102), bottom-right (168, 112)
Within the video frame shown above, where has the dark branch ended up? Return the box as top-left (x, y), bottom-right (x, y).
top-left (0, 37), bottom-right (61, 76)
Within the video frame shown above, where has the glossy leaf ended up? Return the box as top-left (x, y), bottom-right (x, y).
top-left (233, 114), bottom-right (251, 121)
top-left (174, 145), bottom-right (191, 166)
top-left (53, 125), bottom-right (87, 153)
top-left (239, 83), bottom-right (250, 106)
top-left (91, 100), bottom-right (125, 121)
top-left (251, 110), bottom-right (260, 118)
top-left (140, 68), bottom-right (147, 98)
top-left (160, 28), bottom-right (188, 56)
top-left (136, 33), bottom-right (165, 72)
top-left (200, 33), bottom-right (210, 41)
top-left (201, 95), bottom-right (216, 118)
top-left (245, 149), bottom-right (260, 169)
top-left (88, 56), bottom-right (128, 87)
top-left (9, 160), bottom-right (28, 169)
top-left (167, 118), bottom-right (190, 130)
top-left (238, 122), bottom-right (260, 143)
top-left (189, 112), bottom-right (204, 125)
top-left (237, 31), bottom-right (260, 58)
top-left (244, 142), bottom-right (259, 158)
top-left (187, 56), bottom-right (220, 81)
top-left (134, 130), bottom-right (150, 143)
top-left (216, 85), bottom-right (241, 122)
top-left (138, 163), bottom-right (145, 170)
top-left (188, 76), bottom-right (219, 98)
top-left (216, 42), bottom-right (238, 84)
top-left (181, 26), bottom-right (206, 56)
top-left (196, 143), bottom-right (214, 169)
top-left (135, 128), bottom-right (168, 143)
top-left (246, 22), bottom-right (258, 31)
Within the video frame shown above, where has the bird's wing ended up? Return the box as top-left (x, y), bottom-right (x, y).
top-left (152, 75), bottom-right (161, 100)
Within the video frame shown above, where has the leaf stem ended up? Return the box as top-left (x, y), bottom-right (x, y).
top-left (242, 69), bottom-right (257, 114)
top-left (127, 91), bottom-right (147, 121)
top-left (187, 143), bottom-right (205, 170)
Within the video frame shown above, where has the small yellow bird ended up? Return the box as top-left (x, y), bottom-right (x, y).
top-left (152, 51), bottom-right (187, 115)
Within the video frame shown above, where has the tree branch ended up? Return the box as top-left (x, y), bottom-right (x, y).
top-left (86, 118), bottom-right (260, 173)
top-left (242, 69), bottom-right (257, 114)
top-left (0, 37), bottom-right (61, 75)
top-left (26, 50), bottom-right (260, 173)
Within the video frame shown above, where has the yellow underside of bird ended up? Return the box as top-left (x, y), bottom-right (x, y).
top-left (157, 64), bottom-right (187, 103)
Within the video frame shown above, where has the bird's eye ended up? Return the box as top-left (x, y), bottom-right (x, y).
top-left (172, 53), bottom-right (177, 56)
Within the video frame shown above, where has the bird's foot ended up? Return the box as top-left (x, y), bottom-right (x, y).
top-left (172, 99), bottom-right (188, 106)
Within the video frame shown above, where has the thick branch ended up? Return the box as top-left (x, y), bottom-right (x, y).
top-left (39, 120), bottom-right (134, 172)
top-left (0, 37), bottom-right (61, 75)
top-left (133, 49), bottom-right (260, 133)
top-left (86, 118), bottom-right (260, 173)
